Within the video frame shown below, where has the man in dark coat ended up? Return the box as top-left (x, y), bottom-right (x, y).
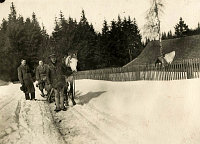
top-left (18, 59), bottom-right (35, 100)
top-left (47, 54), bottom-right (72, 112)
top-left (36, 60), bottom-right (50, 97)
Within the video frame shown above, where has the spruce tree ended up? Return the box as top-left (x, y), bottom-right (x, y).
top-left (174, 17), bottom-right (189, 38)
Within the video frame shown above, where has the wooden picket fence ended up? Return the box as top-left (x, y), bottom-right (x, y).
top-left (75, 58), bottom-right (200, 81)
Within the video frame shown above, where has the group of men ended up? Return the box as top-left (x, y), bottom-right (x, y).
top-left (17, 53), bottom-right (75, 112)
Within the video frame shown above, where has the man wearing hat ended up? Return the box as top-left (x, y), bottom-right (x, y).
top-left (18, 59), bottom-right (35, 100)
top-left (47, 53), bottom-right (73, 112)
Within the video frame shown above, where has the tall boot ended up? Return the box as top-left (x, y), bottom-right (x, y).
top-left (70, 83), bottom-right (76, 105)
top-left (31, 92), bottom-right (35, 100)
top-left (60, 90), bottom-right (67, 111)
top-left (60, 91), bottom-right (64, 109)
top-left (65, 95), bottom-right (69, 106)
top-left (65, 91), bottom-right (69, 106)
top-left (25, 93), bottom-right (30, 100)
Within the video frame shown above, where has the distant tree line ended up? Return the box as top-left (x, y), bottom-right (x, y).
top-left (1, 3), bottom-right (200, 82)
top-left (0, 3), bottom-right (144, 81)
top-left (162, 17), bottom-right (200, 40)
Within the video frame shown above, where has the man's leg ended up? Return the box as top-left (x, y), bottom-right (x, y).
top-left (39, 82), bottom-right (45, 97)
top-left (31, 92), bottom-right (35, 100)
top-left (70, 81), bottom-right (76, 105)
top-left (40, 88), bottom-right (45, 97)
top-left (25, 93), bottom-right (30, 100)
top-left (65, 92), bottom-right (69, 106)
top-left (54, 89), bottom-right (61, 111)
top-left (64, 84), bottom-right (69, 106)
top-left (47, 88), bottom-right (54, 103)
top-left (45, 83), bottom-right (51, 97)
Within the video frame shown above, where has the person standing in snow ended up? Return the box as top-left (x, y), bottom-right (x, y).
top-left (18, 59), bottom-right (35, 100)
top-left (47, 54), bottom-right (73, 112)
top-left (36, 60), bottom-right (50, 97)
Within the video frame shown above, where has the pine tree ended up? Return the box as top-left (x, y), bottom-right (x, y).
top-left (8, 2), bottom-right (17, 22)
top-left (167, 30), bottom-right (173, 39)
top-left (162, 32), bottom-right (167, 40)
top-left (99, 20), bottom-right (110, 68)
top-left (102, 20), bottom-right (109, 35)
top-left (131, 18), bottom-right (143, 60)
top-left (174, 17), bottom-right (189, 38)
top-left (108, 20), bottom-right (118, 66)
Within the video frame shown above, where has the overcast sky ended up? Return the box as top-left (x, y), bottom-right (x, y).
top-left (0, 0), bottom-right (200, 36)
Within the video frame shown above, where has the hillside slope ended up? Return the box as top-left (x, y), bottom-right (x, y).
top-left (125, 35), bottom-right (200, 67)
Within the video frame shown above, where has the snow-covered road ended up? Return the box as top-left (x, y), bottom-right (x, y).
top-left (0, 83), bottom-right (66, 144)
top-left (1, 79), bottom-right (200, 144)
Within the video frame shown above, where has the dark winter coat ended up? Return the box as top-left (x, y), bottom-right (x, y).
top-left (36, 64), bottom-right (48, 82)
top-left (17, 64), bottom-right (35, 93)
top-left (47, 60), bottom-right (72, 90)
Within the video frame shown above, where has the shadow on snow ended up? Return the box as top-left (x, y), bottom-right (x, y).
top-left (75, 91), bottom-right (106, 105)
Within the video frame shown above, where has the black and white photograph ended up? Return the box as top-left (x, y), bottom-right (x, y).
top-left (1, 0), bottom-right (200, 143)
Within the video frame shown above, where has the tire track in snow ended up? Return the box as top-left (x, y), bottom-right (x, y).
top-left (0, 84), bottom-right (20, 111)
top-left (41, 101), bottom-right (68, 144)
top-left (0, 97), bottom-right (17, 111)
top-left (0, 96), bottom-right (68, 144)
top-left (71, 106), bottom-right (116, 144)
top-left (72, 105), bottom-right (140, 144)
top-left (0, 93), bottom-right (22, 143)
top-left (20, 99), bottom-right (67, 144)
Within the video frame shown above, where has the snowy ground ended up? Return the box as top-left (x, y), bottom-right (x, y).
top-left (1, 79), bottom-right (200, 144)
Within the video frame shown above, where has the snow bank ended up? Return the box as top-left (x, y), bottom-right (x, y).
top-left (75, 79), bottom-right (200, 144)
top-left (1, 79), bottom-right (200, 144)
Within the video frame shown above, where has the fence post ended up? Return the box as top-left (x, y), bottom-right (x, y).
top-left (165, 65), bottom-right (168, 80)
top-left (177, 63), bottom-right (180, 80)
top-left (151, 64), bottom-right (155, 80)
top-left (181, 60), bottom-right (184, 79)
top-left (160, 64), bottom-right (162, 80)
top-left (187, 59), bottom-right (192, 79)
top-left (184, 59), bottom-right (187, 79)
top-left (147, 64), bottom-right (150, 80)
top-left (195, 58), bottom-right (197, 78)
top-left (197, 58), bottom-right (199, 78)
top-left (169, 63), bottom-right (172, 80)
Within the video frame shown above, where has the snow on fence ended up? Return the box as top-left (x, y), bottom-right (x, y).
top-left (75, 58), bottom-right (200, 81)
